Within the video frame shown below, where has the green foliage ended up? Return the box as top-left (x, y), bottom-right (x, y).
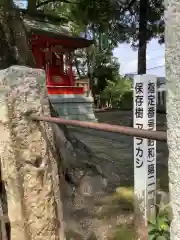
top-left (119, 91), bottom-right (133, 110)
top-left (27, 0), bottom-right (164, 100)
top-left (113, 225), bottom-right (134, 240)
top-left (148, 203), bottom-right (171, 240)
top-left (30, 0), bottom-right (165, 51)
top-left (92, 53), bottom-right (120, 88)
top-left (118, 0), bottom-right (164, 48)
top-left (100, 77), bottom-right (132, 108)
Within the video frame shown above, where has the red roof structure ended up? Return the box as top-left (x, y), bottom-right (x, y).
top-left (24, 17), bottom-right (94, 95)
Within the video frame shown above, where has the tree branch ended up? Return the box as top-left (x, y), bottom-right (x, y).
top-left (36, 0), bottom-right (79, 8)
top-left (17, 8), bottom-right (68, 23)
top-left (120, 0), bottom-right (137, 14)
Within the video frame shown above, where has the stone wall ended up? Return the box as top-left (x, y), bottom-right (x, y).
top-left (0, 66), bottom-right (65, 240)
top-left (49, 94), bottom-right (97, 122)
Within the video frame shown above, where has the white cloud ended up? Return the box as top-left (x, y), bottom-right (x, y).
top-left (113, 43), bottom-right (138, 75)
top-left (156, 57), bottom-right (165, 66)
top-left (121, 59), bottom-right (137, 75)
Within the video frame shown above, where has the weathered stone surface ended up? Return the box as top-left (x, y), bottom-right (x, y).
top-left (0, 66), bottom-right (65, 240)
top-left (166, 1), bottom-right (180, 239)
top-left (49, 94), bottom-right (97, 122)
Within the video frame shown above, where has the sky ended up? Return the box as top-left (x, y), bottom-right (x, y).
top-left (16, 0), bottom-right (165, 77)
top-left (113, 38), bottom-right (165, 77)
top-left (14, 0), bottom-right (27, 8)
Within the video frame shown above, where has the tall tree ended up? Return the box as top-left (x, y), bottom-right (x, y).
top-left (69, 0), bottom-right (164, 75)
top-left (118, 0), bottom-right (164, 74)
top-left (0, 0), bottom-right (69, 69)
top-left (0, 0), bottom-right (35, 68)
top-left (0, 0), bottom-right (164, 73)
top-left (138, 0), bottom-right (147, 74)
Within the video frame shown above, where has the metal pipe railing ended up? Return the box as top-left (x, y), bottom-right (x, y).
top-left (29, 114), bottom-right (167, 142)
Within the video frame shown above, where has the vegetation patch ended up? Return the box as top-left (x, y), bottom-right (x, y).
top-left (112, 224), bottom-right (134, 240)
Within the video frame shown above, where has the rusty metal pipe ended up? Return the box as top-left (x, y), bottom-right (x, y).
top-left (29, 114), bottom-right (167, 142)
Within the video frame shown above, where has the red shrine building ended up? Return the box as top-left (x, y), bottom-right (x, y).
top-left (24, 17), bottom-right (94, 96)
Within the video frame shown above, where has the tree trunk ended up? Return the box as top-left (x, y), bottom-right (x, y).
top-left (27, 0), bottom-right (37, 12)
top-left (74, 57), bottom-right (81, 78)
top-left (137, 0), bottom-right (147, 74)
top-left (0, 1), bottom-right (35, 69)
top-left (166, 1), bottom-right (180, 239)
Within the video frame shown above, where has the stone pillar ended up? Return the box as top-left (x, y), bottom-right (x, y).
top-left (166, 1), bottom-right (180, 239)
top-left (0, 66), bottom-right (65, 240)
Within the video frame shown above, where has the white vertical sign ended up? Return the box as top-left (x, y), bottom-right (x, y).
top-left (133, 74), bottom-right (157, 224)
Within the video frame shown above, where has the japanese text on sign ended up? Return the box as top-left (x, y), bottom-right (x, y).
top-left (147, 81), bottom-right (156, 210)
top-left (133, 75), bottom-right (157, 223)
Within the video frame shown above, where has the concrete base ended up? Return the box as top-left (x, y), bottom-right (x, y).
top-left (49, 94), bottom-right (97, 122)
